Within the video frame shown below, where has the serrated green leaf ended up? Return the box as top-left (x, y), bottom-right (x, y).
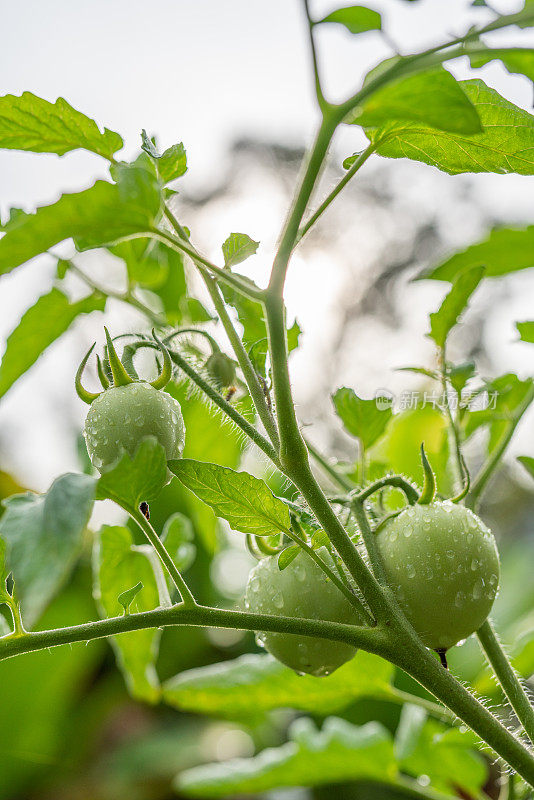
top-left (517, 321), bottom-right (534, 342)
top-left (163, 651), bottom-right (394, 721)
top-left (428, 265), bottom-right (485, 349)
top-left (423, 226), bottom-right (534, 281)
top-left (0, 473), bottom-right (96, 626)
top-left (117, 581), bottom-right (144, 613)
top-left (94, 525), bottom-right (164, 702)
top-left (0, 181), bottom-right (160, 278)
top-left (141, 130), bottom-right (187, 183)
top-left (468, 46), bottom-right (534, 83)
top-left (96, 438), bottom-right (168, 511)
top-left (359, 79), bottom-right (534, 176)
top-left (349, 67), bottom-right (482, 135)
top-left (176, 717), bottom-right (395, 797)
top-left (318, 5), bottom-right (381, 34)
top-left (0, 92), bottom-right (123, 159)
top-left (333, 387), bottom-right (392, 449)
top-left (222, 233), bottom-right (259, 268)
top-left (0, 289), bottom-right (106, 399)
top-left (168, 459), bottom-right (291, 536)
top-left (158, 143), bottom-right (187, 183)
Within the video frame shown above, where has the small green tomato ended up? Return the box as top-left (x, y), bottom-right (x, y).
top-left (376, 501), bottom-right (500, 650)
top-left (245, 547), bottom-right (365, 677)
top-left (206, 351), bottom-right (236, 388)
top-left (76, 328), bottom-right (184, 479)
top-left (84, 382), bottom-right (184, 473)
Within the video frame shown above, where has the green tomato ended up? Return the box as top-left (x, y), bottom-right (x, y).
top-left (376, 501), bottom-right (499, 650)
top-left (245, 548), bottom-right (365, 677)
top-left (84, 382), bottom-right (185, 476)
top-left (206, 352), bottom-right (236, 388)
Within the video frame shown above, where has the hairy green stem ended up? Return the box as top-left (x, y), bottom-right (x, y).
top-left (0, 603), bottom-right (387, 662)
top-left (202, 274), bottom-right (281, 450)
top-left (284, 525), bottom-right (374, 624)
top-left (391, 635), bottom-right (534, 787)
top-left (67, 262), bottom-right (165, 326)
top-left (477, 619), bottom-right (534, 746)
top-left (169, 347), bottom-right (281, 466)
top-left (128, 506), bottom-right (197, 607)
top-left (152, 229), bottom-right (264, 301)
top-left (351, 499), bottom-right (388, 585)
top-left (467, 383), bottom-right (534, 511)
top-left (355, 476), bottom-right (419, 505)
top-left (298, 144), bottom-right (375, 242)
top-left (268, 115), bottom-right (336, 296)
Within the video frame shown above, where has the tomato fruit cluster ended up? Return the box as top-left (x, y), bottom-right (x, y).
top-left (376, 501), bottom-right (499, 650)
top-left (245, 548), bottom-right (365, 676)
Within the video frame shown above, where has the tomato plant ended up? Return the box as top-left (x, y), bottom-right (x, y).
top-left (1, 1), bottom-right (534, 798)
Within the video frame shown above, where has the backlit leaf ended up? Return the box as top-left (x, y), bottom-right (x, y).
top-left (428, 265), bottom-right (485, 349)
top-left (0, 180), bottom-right (160, 278)
top-left (333, 387), bottom-right (392, 448)
top-left (349, 67), bottom-right (482, 135)
top-left (222, 233), bottom-right (259, 268)
top-left (423, 226), bottom-right (534, 281)
top-left (352, 80), bottom-right (534, 176)
top-left (0, 92), bottom-right (123, 159)
top-left (168, 459), bottom-right (291, 536)
top-left (318, 6), bottom-right (381, 34)
top-left (0, 289), bottom-right (106, 399)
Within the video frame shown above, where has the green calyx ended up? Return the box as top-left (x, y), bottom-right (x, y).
top-left (75, 328), bottom-right (174, 405)
top-left (417, 443), bottom-right (437, 505)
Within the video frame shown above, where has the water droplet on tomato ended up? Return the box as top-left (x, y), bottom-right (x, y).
top-left (454, 591), bottom-right (465, 608)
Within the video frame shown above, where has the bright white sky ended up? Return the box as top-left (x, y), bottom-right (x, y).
top-left (1, 0), bottom-right (533, 488)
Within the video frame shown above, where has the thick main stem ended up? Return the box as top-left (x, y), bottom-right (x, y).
top-left (477, 619), bottom-right (534, 747)
top-left (390, 632), bottom-right (534, 787)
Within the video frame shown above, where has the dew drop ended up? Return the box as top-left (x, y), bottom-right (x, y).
top-left (472, 577), bottom-right (484, 600)
top-left (446, 550), bottom-right (455, 560)
top-left (455, 591), bottom-right (466, 608)
top-left (293, 563), bottom-right (306, 582)
top-left (272, 592), bottom-right (284, 610)
top-left (389, 531), bottom-right (398, 543)
top-left (406, 564), bottom-right (416, 579)
top-left (255, 633), bottom-right (266, 648)
top-left (404, 527), bottom-right (413, 538)
top-left (470, 558), bottom-right (479, 571)
top-left (249, 576), bottom-right (260, 593)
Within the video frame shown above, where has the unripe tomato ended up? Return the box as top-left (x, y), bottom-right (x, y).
top-left (245, 548), bottom-right (365, 676)
top-left (376, 501), bottom-right (499, 650)
top-left (206, 352), bottom-right (236, 388)
top-left (84, 382), bottom-right (185, 475)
